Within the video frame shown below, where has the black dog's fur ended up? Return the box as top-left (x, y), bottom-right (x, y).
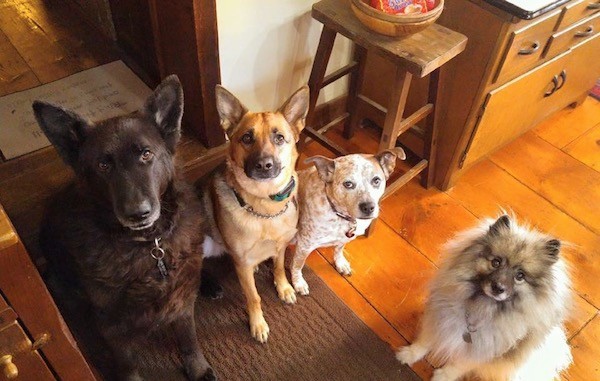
top-left (34, 76), bottom-right (215, 381)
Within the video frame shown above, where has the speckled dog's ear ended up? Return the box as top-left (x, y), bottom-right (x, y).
top-left (305, 155), bottom-right (335, 183)
top-left (375, 147), bottom-right (406, 179)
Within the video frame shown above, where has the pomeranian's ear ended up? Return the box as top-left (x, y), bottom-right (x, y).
top-left (489, 215), bottom-right (510, 235)
top-left (545, 239), bottom-right (561, 258)
top-left (305, 155), bottom-right (335, 183)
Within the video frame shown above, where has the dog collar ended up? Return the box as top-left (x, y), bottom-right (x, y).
top-left (231, 187), bottom-right (294, 219)
top-left (325, 194), bottom-right (357, 238)
top-left (269, 176), bottom-right (296, 202)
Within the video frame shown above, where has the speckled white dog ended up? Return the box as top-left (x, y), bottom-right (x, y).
top-left (291, 148), bottom-right (405, 295)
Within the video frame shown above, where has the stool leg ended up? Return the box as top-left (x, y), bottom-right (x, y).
top-left (421, 68), bottom-right (441, 188)
top-left (343, 44), bottom-right (368, 139)
top-left (378, 67), bottom-right (412, 152)
top-left (306, 26), bottom-right (337, 128)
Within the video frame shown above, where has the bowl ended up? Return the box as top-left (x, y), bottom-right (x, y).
top-left (350, 0), bottom-right (444, 37)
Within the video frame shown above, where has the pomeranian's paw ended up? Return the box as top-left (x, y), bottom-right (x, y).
top-left (431, 367), bottom-right (461, 381)
top-left (335, 257), bottom-right (352, 276)
top-left (396, 344), bottom-right (427, 365)
top-left (293, 277), bottom-right (310, 296)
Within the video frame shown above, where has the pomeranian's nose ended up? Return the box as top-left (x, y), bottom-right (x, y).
top-left (491, 282), bottom-right (506, 295)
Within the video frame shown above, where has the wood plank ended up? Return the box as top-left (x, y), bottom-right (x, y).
top-left (447, 159), bottom-right (600, 328)
top-left (491, 131), bottom-right (600, 235)
top-left (534, 97), bottom-right (600, 149)
top-left (316, 221), bottom-right (437, 342)
top-left (379, 180), bottom-right (478, 264)
top-left (564, 122), bottom-right (600, 172)
top-left (568, 313), bottom-right (600, 381)
top-left (0, 0), bottom-right (92, 83)
top-left (305, 252), bottom-right (434, 380)
top-left (0, 27), bottom-right (40, 96)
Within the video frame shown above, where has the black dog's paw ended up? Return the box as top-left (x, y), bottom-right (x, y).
top-left (200, 268), bottom-right (224, 299)
top-left (198, 368), bottom-right (217, 381)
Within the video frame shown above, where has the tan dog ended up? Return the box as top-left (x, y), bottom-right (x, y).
top-left (198, 85), bottom-right (308, 343)
top-left (291, 149), bottom-right (405, 295)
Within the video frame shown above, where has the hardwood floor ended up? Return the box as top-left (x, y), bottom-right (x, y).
top-left (1, 0), bottom-right (598, 380)
top-left (300, 97), bottom-right (600, 381)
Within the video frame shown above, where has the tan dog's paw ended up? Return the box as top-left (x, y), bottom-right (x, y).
top-left (250, 316), bottom-right (270, 343)
top-left (277, 283), bottom-right (297, 304)
top-left (431, 367), bottom-right (459, 381)
top-left (396, 344), bottom-right (427, 365)
top-left (335, 257), bottom-right (353, 276)
top-left (293, 277), bottom-right (310, 296)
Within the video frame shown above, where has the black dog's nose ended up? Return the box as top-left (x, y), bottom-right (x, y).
top-left (491, 282), bottom-right (506, 295)
top-left (359, 202), bottom-right (376, 216)
top-left (254, 156), bottom-right (274, 171)
top-left (126, 201), bottom-right (152, 222)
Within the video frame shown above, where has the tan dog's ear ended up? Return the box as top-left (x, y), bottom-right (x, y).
top-left (279, 86), bottom-right (309, 140)
top-left (215, 85), bottom-right (248, 137)
top-left (305, 155), bottom-right (335, 183)
top-left (375, 147), bottom-right (406, 179)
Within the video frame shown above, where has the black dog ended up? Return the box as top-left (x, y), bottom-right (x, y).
top-left (34, 76), bottom-right (215, 381)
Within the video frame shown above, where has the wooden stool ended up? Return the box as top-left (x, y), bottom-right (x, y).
top-left (304, 0), bottom-right (467, 193)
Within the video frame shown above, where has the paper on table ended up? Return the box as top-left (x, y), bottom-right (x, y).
top-left (0, 60), bottom-right (152, 160)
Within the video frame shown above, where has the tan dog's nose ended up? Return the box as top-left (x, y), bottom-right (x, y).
top-left (255, 156), bottom-right (274, 171)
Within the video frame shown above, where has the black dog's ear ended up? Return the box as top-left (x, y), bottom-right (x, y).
top-left (279, 86), bottom-right (309, 141)
top-left (144, 75), bottom-right (184, 153)
top-left (489, 215), bottom-right (510, 236)
top-left (545, 239), bottom-right (561, 258)
top-left (215, 85), bottom-right (248, 137)
top-left (375, 147), bottom-right (406, 179)
top-left (305, 155), bottom-right (335, 183)
top-left (32, 101), bottom-right (91, 168)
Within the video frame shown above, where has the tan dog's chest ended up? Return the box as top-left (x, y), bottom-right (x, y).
top-left (214, 175), bottom-right (298, 266)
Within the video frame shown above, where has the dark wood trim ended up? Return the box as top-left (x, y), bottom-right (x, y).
top-left (147, 0), bottom-right (225, 148)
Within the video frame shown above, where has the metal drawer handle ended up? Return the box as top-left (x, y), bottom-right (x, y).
top-left (587, 2), bottom-right (600, 10)
top-left (518, 41), bottom-right (540, 55)
top-left (556, 70), bottom-right (567, 91)
top-left (544, 75), bottom-right (559, 97)
top-left (575, 26), bottom-right (594, 37)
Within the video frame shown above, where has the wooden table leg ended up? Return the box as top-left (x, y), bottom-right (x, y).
top-left (306, 26), bottom-right (337, 127)
top-left (421, 68), bottom-right (440, 188)
top-left (378, 67), bottom-right (412, 152)
top-left (343, 44), bottom-right (367, 139)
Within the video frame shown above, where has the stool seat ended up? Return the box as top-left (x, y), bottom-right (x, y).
top-left (304, 0), bottom-right (467, 208)
top-left (313, 0), bottom-right (467, 78)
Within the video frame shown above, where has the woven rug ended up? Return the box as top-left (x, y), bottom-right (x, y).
top-left (52, 256), bottom-right (419, 381)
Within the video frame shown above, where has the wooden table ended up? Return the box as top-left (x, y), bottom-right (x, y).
top-left (304, 0), bottom-right (467, 191)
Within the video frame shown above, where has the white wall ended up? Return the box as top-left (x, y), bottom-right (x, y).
top-left (216, 0), bottom-right (352, 111)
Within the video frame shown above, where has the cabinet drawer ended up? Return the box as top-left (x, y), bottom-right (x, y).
top-left (557, 0), bottom-right (600, 30)
top-left (464, 49), bottom-right (572, 167)
top-left (545, 12), bottom-right (600, 58)
top-left (0, 323), bottom-right (55, 381)
top-left (494, 11), bottom-right (560, 84)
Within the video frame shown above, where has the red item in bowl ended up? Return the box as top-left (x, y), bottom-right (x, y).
top-left (369, 0), bottom-right (436, 14)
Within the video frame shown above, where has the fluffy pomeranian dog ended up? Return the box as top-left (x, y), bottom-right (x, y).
top-left (397, 215), bottom-right (572, 381)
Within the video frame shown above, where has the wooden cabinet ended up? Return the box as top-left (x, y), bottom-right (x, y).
top-left (432, 0), bottom-right (600, 188)
top-left (0, 205), bottom-right (97, 381)
top-left (357, 0), bottom-right (599, 189)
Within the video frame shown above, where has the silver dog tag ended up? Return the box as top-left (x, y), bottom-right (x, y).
top-left (151, 238), bottom-right (169, 279)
